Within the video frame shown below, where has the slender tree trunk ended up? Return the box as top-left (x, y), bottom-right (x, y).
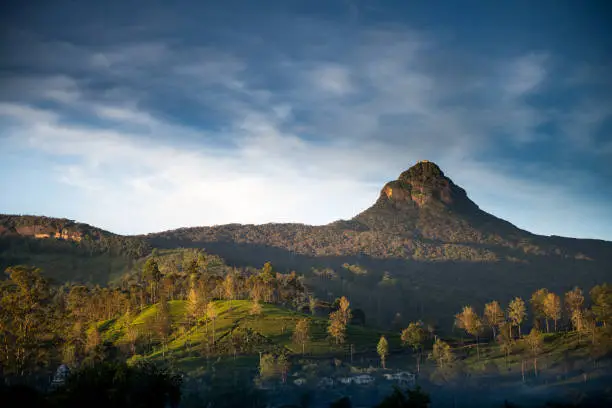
top-left (476, 335), bottom-right (480, 360)
top-left (518, 324), bottom-right (521, 338)
top-left (521, 359), bottom-right (525, 382)
top-left (416, 353), bottom-right (421, 373)
top-left (554, 319), bottom-right (557, 332)
top-left (546, 319), bottom-right (549, 333)
top-left (534, 357), bottom-right (538, 376)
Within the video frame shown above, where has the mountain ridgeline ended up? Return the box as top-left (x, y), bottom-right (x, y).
top-left (2, 161), bottom-right (611, 329)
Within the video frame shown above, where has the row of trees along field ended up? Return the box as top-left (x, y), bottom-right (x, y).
top-left (256, 284), bottom-right (611, 386)
top-left (383, 285), bottom-right (611, 384)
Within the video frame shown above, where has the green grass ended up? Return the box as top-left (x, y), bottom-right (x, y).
top-left (460, 331), bottom-right (592, 374)
top-left (97, 299), bottom-right (398, 375)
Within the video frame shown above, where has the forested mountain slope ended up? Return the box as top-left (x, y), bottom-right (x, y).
top-left (2, 161), bottom-right (611, 328)
top-left (0, 214), bottom-right (150, 283)
top-left (145, 161), bottom-right (612, 328)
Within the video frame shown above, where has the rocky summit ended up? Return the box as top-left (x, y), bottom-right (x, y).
top-left (379, 160), bottom-right (478, 211)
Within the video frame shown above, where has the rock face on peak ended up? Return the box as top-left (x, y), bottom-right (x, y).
top-left (377, 160), bottom-right (479, 212)
top-left (350, 160), bottom-right (522, 243)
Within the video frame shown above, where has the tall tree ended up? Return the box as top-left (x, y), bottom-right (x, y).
top-left (571, 309), bottom-right (587, 344)
top-left (484, 301), bottom-right (505, 338)
top-left (531, 288), bottom-right (549, 332)
top-left (338, 296), bottom-right (352, 326)
top-left (309, 296), bottom-right (317, 316)
top-left (155, 295), bottom-right (172, 357)
top-left (125, 320), bottom-right (139, 356)
top-left (524, 328), bottom-right (544, 376)
top-left (259, 262), bottom-right (277, 303)
top-left (507, 297), bottom-right (526, 337)
top-left (497, 322), bottom-right (515, 367)
top-left (328, 310), bottom-right (347, 345)
top-left (222, 273), bottom-right (236, 308)
top-left (565, 287), bottom-right (584, 325)
top-left (142, 258), bottom-right (162, 304)
top-left (429, 338), bottom-right (454, 370)
top-left (377, 335), bottom-right (389, 369)
top-left (543, 292), bottom-right (562, 332)
top-left (85, 325), bottom-right (104, 366)
top-left (292, 319), bottom-right (310, 355)
top-left (276, 353), bottom-right (291, 383)
top-left (455, 306), bottom-right (483, 359)
top-left (186, 287), bottom-right (203, 327)
top-left (590, 284), bottom-right (612, 327)
top-left (259, 353), bottom-right (276, 381)
top-left (0, 266), bottom-right (53, 376)
top-left (250, 299), bottom-right (263, 316)
top-left (206, 302), bottom-right (218, 345)
top-left (401, 321), bottom-right (425, 373)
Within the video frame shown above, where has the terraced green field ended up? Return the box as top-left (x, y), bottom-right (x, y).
top-left (96, 299), bottom-right (399, 375)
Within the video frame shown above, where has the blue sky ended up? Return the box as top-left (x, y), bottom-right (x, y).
top-left (1, 0), bottom-right (611, 239)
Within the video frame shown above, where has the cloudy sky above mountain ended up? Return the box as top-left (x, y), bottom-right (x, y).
top-left (1, 0), bottom-right (611, 239)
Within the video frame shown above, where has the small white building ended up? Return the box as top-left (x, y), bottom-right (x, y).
top-left (293, 378), bottom-right (307, 386)
top-left (351, 374), bottom-right (374, 385)
top-left (338, 377), bottom-right (353, 385)
top-left (318, 377), bottom-right (334, 388)
top-left (51, 364), bottom-right (70, 388)
top-left (383, 371), bottom-right (415, 386)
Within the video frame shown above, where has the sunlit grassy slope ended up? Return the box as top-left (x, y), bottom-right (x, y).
top-left (458, 331), bottom-right (597, 375)
top-left (98, 300), bottom-right (399, 372)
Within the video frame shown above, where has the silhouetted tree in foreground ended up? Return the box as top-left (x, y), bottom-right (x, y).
top-left (0, 362), bottom-right (182, 408)
top-left (375, 386), bottom-right (431, 408)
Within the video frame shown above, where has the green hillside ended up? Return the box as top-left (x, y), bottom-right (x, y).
top-left (97, 300), bottom-right (397, 375)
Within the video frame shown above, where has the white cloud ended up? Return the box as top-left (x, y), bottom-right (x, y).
top-left (0, 25), bottom-right (610, 239)
top-left (312, 65), bottom-right (353, 96)
top-left (502, 53), bottom-right (548, 97)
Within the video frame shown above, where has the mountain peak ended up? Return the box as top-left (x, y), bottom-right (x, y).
top-left (378, 160), bottom-right (477, 210)
top-left (399, 160), bottom-right (444, 182)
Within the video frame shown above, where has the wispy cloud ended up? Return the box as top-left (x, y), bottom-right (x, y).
top-left (0, 16), bottom-right (611, 239)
